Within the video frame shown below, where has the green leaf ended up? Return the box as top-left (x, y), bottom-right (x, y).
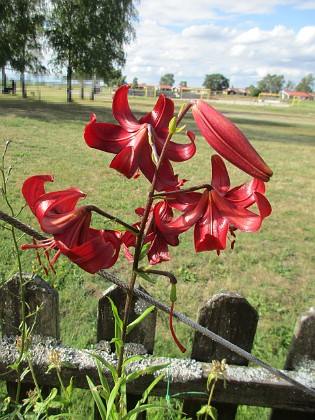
top-left (122, 355), bottom-right (144, 369)
top-left (110, 337), bottom-right (124, 346)
top-left (106, 377), bottom-right (124, 420)
top-left (107, 296), bottom-right (123, 332)
top-left (136, 270), bottom-right (153, 283)
top-left (61, 361), bottom-right (77, 369)
top-left (175, 124), bottom-right (186, 133)
top-left (20, 367), bottom-right (31, 380)
top-left (126, 305), bottom-right (155, 335)
top-left (197, 404), bottom-right (218, 420)
top-left (142, 363), bottom-right (169, 375)
top-left (139, 242), bottom-right (151, 261)
top-left (207, 405), bottom-right (218, 420)
top-left (207, 373), bottom-right (215, 390)
top-left (95, 359), bottom-right (110, 395)
top-left (66, 377), bottom-right (73, 398)
top-left (125, 369), bottom-right (144, 383)
top-left (86, 376), bottom-right (107, 420)
top-left (122, 403), bottom-right (182, 420)
top-left (134, 372), bottom-right (165, 408)
top-left (197, 405), bottom-right (207, 418)
top-left (89, 352), bottom-right (118, 382)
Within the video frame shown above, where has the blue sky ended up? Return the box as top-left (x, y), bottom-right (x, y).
top-left (123, 0), bottom-right (315, 88)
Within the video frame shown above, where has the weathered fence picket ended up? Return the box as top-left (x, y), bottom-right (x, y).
top-left (96, 284), bottom-right (157, 420)
top-left (182, 292), bottom-right (258, 419)
top-left (0, 273), bottom-right (314, 419)
top-left (0, 273), bottom-right (60, 410)
top-left (270, 307), bottom-right (315, 420)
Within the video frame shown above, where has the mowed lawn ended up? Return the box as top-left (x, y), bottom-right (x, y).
top-left (0, 89), bottom-right (314, 418)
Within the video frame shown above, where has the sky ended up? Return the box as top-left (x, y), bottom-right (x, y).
top-left (123, 0), bottom-right (315, 88)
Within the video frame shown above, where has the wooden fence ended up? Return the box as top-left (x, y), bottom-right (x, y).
top-left (0, 273), bottom-right (314, 419)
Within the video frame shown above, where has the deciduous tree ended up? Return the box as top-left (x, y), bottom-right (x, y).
top-left (159, 73), bottom-right (175, 86)
top-left (257, 74), bottom-right (285, 94)
top-left (202, 74), bottom-right (229, 92)
top-left (295, 73), bottom-right (314, 93)
top-left (0, 0), bottom-right (46, 97)
top-left (46, 0), bottom-right (138, 102)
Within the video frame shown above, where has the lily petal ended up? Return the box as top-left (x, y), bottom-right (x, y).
top-left (211, 155), bottom-right (230, 194)
top-left (56, 229), bottom-right (121, 274)
top-left (112, 85), bottom-right (141, 132)
top-left (84, 114), bottom-right (131, 153)
top-left (22, 175), bottom-right (54, 214)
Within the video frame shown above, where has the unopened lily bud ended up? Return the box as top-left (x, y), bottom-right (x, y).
top-left (168, 117), bottom-right (177, 135)
top-left (170, 283), bottom-right (177, 302)
top-left (192, 100), bottom-right (273, 182)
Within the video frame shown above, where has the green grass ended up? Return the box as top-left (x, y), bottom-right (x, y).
top-left (0, 90), bottom-right (315, 418)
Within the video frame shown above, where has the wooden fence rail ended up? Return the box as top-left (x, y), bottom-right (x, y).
top-left (0, 273), bottom-right (314, 419)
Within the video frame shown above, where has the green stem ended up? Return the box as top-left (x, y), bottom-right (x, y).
top-left (1, 142), bottom-right (28, 402)
top-left (205, 378), bottom-right (217, 419)
top-left (27, 355), bottom-right (43, 402)
top-left (115, 103), bottom-right (194, 407)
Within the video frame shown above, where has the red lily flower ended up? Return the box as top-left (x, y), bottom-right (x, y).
top-left (84, 85), bottom-right (196, 191)
top-left (122, 200), bottom-right (180, 265)
top-left (21, 175), bottom-right (121, 274)
top-left (160, 155), bottom-right (272, 252)
top-left (192, 100), bottom-right (273, 182)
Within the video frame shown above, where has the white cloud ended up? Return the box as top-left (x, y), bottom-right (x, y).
top-left (124, 1), bottom-right (315, 87)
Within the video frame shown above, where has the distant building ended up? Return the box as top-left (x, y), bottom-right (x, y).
top-left (223, 86), bottom-right (249, 96)
top-left (281, 90), bottom-right (314, 100)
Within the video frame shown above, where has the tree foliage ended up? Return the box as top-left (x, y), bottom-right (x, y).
top-left (257, 74), bottom-right (285, 94)
top-left (46, 0), bottom-right (138, 101)
top-left (202, 74), bottom-right (229, 92)
top-left (0, 0), bottom-right (46, 96)
top-left (247, 85), bottom-right (261, 97)
top-left (131, 77), bottom-right (138, 88)
top-left (159, 73), bottom-right (175, 86)
top-left (295, 73), bottom-right (314, 93)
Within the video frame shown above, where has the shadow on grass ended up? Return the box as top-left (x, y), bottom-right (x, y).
top-left (0, 97), bottom-right (114, 123)
top-left (1, 97), bottom-right (314, 147)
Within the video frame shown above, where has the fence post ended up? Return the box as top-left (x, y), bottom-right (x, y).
top-left (182, 291), bottom-right (258, 420)
top-left (270, 307), bottom-right (315, 420)
top-left (95, 283), bottom-right (157, 419)
top-left (0, 273), bottom-right (60, 405)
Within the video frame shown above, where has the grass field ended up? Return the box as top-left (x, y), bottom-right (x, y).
top-left (0, 87), bottom-right (314, 418)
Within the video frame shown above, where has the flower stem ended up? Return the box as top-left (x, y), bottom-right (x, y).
top-left (116, 101), bottom-right (193, 392)
top-left (153, 183), bottom-right (213, 198)
top-left (87, 205), bottom-right (139, 234)
top-left (169, 302), bottom-right (186, 353)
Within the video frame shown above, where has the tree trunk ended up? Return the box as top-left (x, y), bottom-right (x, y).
top-left (80, 80), bottom-right (84, 99)
top-left (67, 65), bottom-right (72, 102)
top-left (2, 67), bottom-right (7, 93)
top-left (20, 72), bottom-right (27, 98)
top-left (90, 76), bottom-right (95, 100)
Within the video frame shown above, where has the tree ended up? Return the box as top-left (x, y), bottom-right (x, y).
top-left (0, 0), bottom-right (11, 91)
top-left (46, 0), bottom-right (138, 102)
top-left (131, 77), bottom-right (138, 89)
top-left (159, 73), bottom-right (175, 86)
top-left (295, 73), bottom-right (314, 93)
top-left (203, 74), bottom-right (229, 92)
top-left (247, 85), bottom-right (261, 97)
top-left (0, 0), bottom-right (46, 97)
top-left (285, 80), bottom-right (296, 91)
top-left (179, 81), bottom-right (187, 87)
top-left (257, 74), bottom-right (285, 94)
